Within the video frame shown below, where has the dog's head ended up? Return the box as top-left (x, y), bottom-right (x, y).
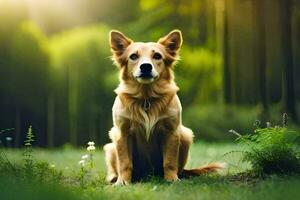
top-left (109, 30), bottom-right (182, 84)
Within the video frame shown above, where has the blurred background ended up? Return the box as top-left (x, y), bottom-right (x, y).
top-left (0, 0), bottom-right (299, 147)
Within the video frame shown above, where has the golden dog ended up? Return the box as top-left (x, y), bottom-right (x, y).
top-left (104, 30), bottom-right (224, 185)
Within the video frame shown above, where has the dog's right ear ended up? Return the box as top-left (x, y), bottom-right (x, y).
top-left (158, 30), bottom-right (182, 57)
top-left (109, 30), bottom-right (133, 56)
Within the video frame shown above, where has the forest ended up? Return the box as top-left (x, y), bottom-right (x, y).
top-left (0, 0), bottom-right (299, 147)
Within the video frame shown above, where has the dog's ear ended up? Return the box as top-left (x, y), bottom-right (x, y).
top-left (109, 30), bottom-right (133, 56)
top-left (158, 30), bottom-right (182, 56)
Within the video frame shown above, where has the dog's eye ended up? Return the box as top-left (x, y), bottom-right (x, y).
top-left (129, 53), bottom-right (139, 61)
top-left (153, 53), bottom-right (162, 60)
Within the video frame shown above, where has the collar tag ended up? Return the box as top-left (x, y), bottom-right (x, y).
top-left (142, 99), bottom-right (151, 111)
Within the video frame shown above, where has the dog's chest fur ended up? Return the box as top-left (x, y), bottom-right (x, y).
top-left (116, 95), bottom-right (178, 140)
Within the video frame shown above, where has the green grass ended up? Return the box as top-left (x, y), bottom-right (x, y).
top-left (1, 142), bottom-right (300, 200)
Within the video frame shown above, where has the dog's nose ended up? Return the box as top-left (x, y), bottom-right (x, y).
top-left (140, 63), bottom-right (152, 74)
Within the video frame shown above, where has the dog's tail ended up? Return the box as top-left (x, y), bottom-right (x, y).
top-left (181, 162), bottom-right (226, 178)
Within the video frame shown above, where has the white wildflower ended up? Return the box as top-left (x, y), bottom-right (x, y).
top-left (78, 160), bottom-right (85, 167)
top-left (88, 141), bottom-right (95, 146)
top-left (87, 145), bottom-right (96, 151)
top-left (81, 154), bottom-right (89, 160)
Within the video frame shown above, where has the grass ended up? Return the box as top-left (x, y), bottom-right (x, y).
top-left (1, 142), bottom-right (300, 200)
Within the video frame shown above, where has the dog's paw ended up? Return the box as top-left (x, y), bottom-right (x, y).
top-left (164, 175), bottom-right (180, 182)
top-left (106, 174), bottom-right (118, 184)
top-left (113, 178), bottom-right (130, 186)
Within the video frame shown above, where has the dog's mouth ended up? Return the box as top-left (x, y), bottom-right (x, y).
top-left (137, 73), bottom-right (154, 79)
top-left (135, 73), bottom-right (158, 84)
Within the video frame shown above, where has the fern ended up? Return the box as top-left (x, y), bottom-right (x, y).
top-left (235, 115), bottom-right (300, 175)
top-left (23, 125), bottom-right (35, 178)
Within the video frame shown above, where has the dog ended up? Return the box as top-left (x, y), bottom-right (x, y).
top-left (104, 30), bottom-right (224, 186)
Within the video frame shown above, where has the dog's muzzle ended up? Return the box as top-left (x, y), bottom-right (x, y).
top-left (138, 63), bottom-right (153, 78)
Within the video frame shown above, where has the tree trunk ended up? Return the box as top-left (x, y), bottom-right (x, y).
top-left (68, 65), bottom-right (78, 146)
top-left (47, 93), bottom-right (55, 147)
top-left (280, 0), bottom-right (298, 122)
top-left (223, 0), bottom-right (231, 104)
top-left (14, 107), bottom-right (21, 147)
top-left (253, 0), bottom-right (268, 122)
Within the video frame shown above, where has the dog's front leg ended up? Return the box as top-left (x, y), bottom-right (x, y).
top-left (162, 132), bottom-right (180, 182)
top-left (114, 126), bottom-right (132, 186)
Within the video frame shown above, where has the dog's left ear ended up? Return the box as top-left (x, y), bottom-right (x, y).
top-left (109, 30), bottom-right (133, 56)
top-left (158, 30), bottom-right (183, 56)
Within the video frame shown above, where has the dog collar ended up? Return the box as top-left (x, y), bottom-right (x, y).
top-left (142, 99), bottom-right (151, 112)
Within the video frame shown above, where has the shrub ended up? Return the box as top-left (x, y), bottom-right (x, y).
top-left (235, 115), bottom-right (300, 175)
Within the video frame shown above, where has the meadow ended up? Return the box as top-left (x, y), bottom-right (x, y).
top-left (1, 141), bottom-right (300, 200)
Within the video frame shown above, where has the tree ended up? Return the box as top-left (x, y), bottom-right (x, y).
top-left (222, 0), bottom-right (231, 104)
top-left (253, 0), bottom-right (268, 121)
top-left (279, 0), bottom-right (298, 122)
top-left (10, 22), bottom-right (51, 146)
